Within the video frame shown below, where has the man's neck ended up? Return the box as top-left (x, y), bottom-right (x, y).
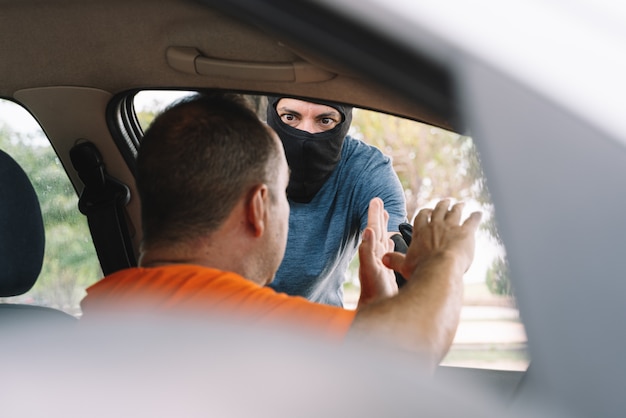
top-left (138, 240), bottom-right (269, 287)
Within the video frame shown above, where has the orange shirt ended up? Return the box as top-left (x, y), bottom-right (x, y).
top-left (80, 265), bottom-right (355, 340)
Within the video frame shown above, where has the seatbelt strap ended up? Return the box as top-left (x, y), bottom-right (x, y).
top-left (70, 141), bottom-right (136, 275)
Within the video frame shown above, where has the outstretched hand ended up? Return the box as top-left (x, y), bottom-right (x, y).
top-left (357, 198), bottom-right (397, 308)
top-left (350, 198), bottom-right (482, 367)
top-left (382, 199), bottom-right (482, 282)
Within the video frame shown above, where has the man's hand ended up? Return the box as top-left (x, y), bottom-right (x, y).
top-left (357, 198), bottom-right (398, 308)
top-left (382, 199), bottom-right (482, 282)
top-left (349, 198), bottom-right (482, 368)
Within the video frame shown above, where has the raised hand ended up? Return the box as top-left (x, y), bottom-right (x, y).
top-left (350, 198), bottom-right (482, 367)
top-left (382, 199), bottom-right (482, 282)
top-left (357, 198), bottom-right (397, 308)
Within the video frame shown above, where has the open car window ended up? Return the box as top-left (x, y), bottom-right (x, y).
top-left (0, 99), bottom-right (101, 316)
top-left (133, 90), bottom-right (529, 372)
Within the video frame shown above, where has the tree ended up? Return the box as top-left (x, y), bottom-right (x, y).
top-left (350, 109), bottom-right (487, 218)
top-left (348, 109), bottom-right (514, 298)
top-left (485, 257), bottom-right (513, 297)
top-left (0, 123), bottom-right (100, 313)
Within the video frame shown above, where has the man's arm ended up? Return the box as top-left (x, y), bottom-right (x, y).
top-left (349, 198), bottom-right (481, 370)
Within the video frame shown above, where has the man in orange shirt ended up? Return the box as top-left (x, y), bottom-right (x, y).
top-left (80, 92), bottom-right (481, 368)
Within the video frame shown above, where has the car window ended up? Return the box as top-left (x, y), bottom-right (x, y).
top-left (133, 90), bottom-right (529, 372)
top-left (0, 99), bottom-right (101, 317)
top-left (134, 90), bottom-right (196, 131)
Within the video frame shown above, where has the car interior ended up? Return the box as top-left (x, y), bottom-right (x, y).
top-left (0, 149), bottom-right (77, 323)
top-left (11, 0), bottom-right (620, 415)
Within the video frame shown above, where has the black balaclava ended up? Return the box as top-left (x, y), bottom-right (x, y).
top-left (266, 96), bottom-right (353, 203)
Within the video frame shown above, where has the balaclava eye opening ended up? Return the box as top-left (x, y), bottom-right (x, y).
top-left (266, 96), bottom-right (353, 203)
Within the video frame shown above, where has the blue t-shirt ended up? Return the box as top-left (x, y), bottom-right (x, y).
top-left (269, 135), bottom-right (407, 307)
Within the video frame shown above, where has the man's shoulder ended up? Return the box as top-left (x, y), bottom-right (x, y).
top-left (343, 135), bottom-right (378, 152)
top-left (342, 135), bottom-right (389, 163)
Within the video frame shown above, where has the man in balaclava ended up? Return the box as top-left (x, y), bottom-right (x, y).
top-left (266, 97), bottom-right (407, 307)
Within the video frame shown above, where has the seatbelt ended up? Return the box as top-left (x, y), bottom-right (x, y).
top-left (70, 141), bottom-right (136, 275)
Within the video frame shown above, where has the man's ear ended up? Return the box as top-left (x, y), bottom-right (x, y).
top-left (247, 184), bottom-right (269, 238)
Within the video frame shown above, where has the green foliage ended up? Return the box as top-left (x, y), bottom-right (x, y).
top-left (345, 110), bottom-right (496, 288)
top-left (136, 110), bottom-right (157, 132)
top-left (0, 123), bottom-right (100, 314)
top-left (351, 110), bottom-right (487, 218)
top-left (485, 257), bottom-right (513, 296)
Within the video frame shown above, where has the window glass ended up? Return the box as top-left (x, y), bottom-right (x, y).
top-left (347, 109), bottom-right (527, 371)
top-left (134, 90), bottom-right (196, 131)
top-left (134, 90), bottom-right (528, 371)
top-left (0, 99), bottom-right (101, 316)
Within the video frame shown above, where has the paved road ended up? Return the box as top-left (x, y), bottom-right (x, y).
top-left (454, 306), bottom-right (527, 345)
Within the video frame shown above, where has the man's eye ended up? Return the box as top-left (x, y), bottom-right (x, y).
top-left (280, 114), bottom-right (295, 122)
top-left (320, 117), bottom-right (338, 127)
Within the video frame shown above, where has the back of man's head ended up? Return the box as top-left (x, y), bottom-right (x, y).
top-left (137, 92), bottom-right (278, 248)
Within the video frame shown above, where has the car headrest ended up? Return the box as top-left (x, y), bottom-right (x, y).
top-left (0, 150), bottom-right (45, 297)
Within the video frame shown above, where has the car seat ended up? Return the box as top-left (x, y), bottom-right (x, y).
top-left (0, 149), bottom-right (77, 324)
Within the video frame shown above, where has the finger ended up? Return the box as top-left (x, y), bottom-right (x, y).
top-left (359, 228), bottom-right (376, 263)
top-left (367, 198), bottom-right (384, 237)
top-left (462, 211), bottom-right (483, 231)
top-left (445, 202), bottom-right (465, 225)
top-left (431, 199), bottom-right (451, 222)
top-left (414, 208), bottom-right (432, 230)
top-left (381, 209), bottom-right (390, 242)
top-left (360, 227), bottom-right (373, 247)
top-left (372, 201), bottom-right (388, 244)
top-left (382, 251), bottom-right (406, 272)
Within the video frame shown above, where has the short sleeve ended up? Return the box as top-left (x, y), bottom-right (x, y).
top-left (354, 146), bottom-right (407, 232)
